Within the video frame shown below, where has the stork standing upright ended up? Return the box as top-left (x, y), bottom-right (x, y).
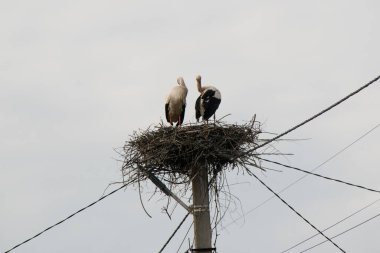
top-left (165, 77), bottom-right (188, 126)
top-left (195, 75), bottom-right (221, 123)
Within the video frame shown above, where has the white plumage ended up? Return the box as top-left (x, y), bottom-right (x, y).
top-left (165, 77), bottom-right (188, 126)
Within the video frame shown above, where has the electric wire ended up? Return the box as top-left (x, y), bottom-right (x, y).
top-left (158, 212), bottom-right (192, 253)
top-left (281, 198), bottom-right (380, 253)
top-left (251, 173), bottom-right (346, 253)
top-left (299, 210), bottom-right (380, 253)
top-left (176, 222), bottom-right (194, 253)
top-left (250, 74), bottom-right (380, 152)
top-left (4, 183), bottom-right (128, 253)
top-left (259, 157), bottom-right (380, 194)
top-left (222, 122), bottom-right (380, 228)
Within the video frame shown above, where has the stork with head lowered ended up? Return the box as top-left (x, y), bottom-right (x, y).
top-left (165, 77), bottom-right (188, 126)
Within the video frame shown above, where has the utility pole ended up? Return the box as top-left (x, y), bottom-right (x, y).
top-left (192, 166), bottom-right (212, 252)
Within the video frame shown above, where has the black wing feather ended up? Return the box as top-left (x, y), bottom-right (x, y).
top-left (165, 103), bottom-right (170, 123)
top-left (201, 90), bottom-right (221, 121)
top-left (195, 96), bottom-right (201, 122)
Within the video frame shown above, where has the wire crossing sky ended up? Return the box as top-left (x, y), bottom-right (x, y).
top-left (251, 75), bottom-right (380, 152)
top-left (252, 173), bottom-right (346, 253)
top-left (299, 211), bottom-right (380, 253)
top-left (259, 155), bottom-right (380, 194)
top-left (281, 198), bottom-right (380, 253)
top-left (3, 184), bottom-right (128, 253)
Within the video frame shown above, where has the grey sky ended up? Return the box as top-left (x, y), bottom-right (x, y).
top-left (1, 0), bottom-right (380, 252)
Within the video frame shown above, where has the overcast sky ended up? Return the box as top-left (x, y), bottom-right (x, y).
top-left (1, 1), bottom-right (380, 252)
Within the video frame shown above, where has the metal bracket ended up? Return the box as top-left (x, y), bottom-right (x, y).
top-left (192, 205), bottom-right (209, 213)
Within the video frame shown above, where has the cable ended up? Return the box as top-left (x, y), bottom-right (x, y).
top-left (281, 198), bottom-right (380, 253)
top-left (159, 212), bottom-right (192, 253)
top-left (251, 173), bottom-right (346, 253)
top-left (250, 74), bottom-right (380, 152)
top-left (176, 222), bottom-right (194, 253)
top-left (299, 210), bottom-right (380, 253)
top-left (222, 122), bottom-right (380, 228)
top-left (259, 157), bottom-right (380, 194)
top-left (4, 183), bottom-right (128, 253)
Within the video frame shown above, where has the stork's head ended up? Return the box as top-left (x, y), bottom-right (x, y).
top-left (177, 77), bottom-right (186, 86)
top-left (196, 75), bottom-right (201, 82)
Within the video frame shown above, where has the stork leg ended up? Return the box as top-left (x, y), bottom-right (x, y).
top-left (176, 115), bottom-right (181, 127)
top-left (170, 115), bottom-right (173, 126)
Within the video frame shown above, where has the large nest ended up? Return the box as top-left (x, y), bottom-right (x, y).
top-left (122, 119), bottom-right (263, 185)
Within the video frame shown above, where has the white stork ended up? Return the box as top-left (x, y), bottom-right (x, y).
top-left (195, 75), bottom-right (221, 122)
top-left (165, 77), bottom-right (188, 126)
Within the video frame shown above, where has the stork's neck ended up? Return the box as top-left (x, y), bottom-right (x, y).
top-left (196, 78), bottom-right (203, 93)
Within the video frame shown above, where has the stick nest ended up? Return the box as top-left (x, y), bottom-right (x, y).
top-left (122, 119), bottom-right (263, 185)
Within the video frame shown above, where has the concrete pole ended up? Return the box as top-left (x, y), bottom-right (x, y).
top-left (192, 166), bottom-right (212, 252)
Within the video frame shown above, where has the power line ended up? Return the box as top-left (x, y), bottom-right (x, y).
top-left (299, 210), bottom-right (380, 253)
top-left (281, 198), bottom-right (380, 253)
top-left (4, 184), bottom-right (127, 253)
top-left (251, 173), bottom-right (346, 253)
top-left (259, 157), bottom-right (380, 194)
top-left (158, 212), bottom-right (192, 253)
top-left (251, 74), bottom-right (380, 152)
top-left (222, 122), bottom-right (380, 228)
top-left (176, 222), bottom-right (194, 253)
